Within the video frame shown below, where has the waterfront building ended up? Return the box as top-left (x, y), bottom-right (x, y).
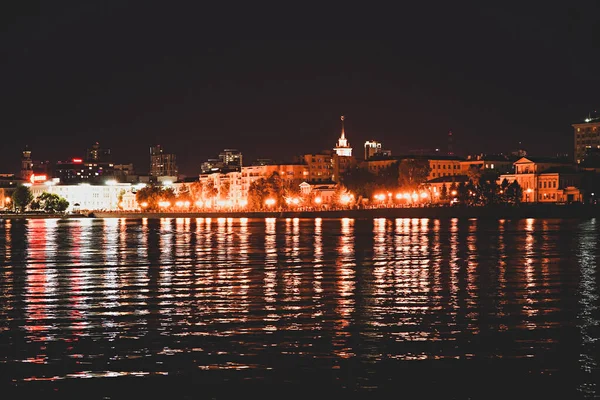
top-left (498, 157), bottom-right (582, 203)
top-left (573, 113), bottom-right (600, 164)
top-left (150, 145), bottom-right (178, 180)
top-left (29, 182), bottom-right (135, 211)
top-left (362, 154), bottom-right (463, 180)
top-left (299, 181), bottom-right (337, 204)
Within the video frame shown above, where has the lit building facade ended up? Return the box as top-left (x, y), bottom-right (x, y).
top-left (29, 182), bottom-right (135, 211)
top-left (573, 114), bottom-right (600, 164)
top-left (426, 155), bottom-right (463, 180)
top-left (300, 152), bottom-right (334, 182)
top-left (497, 157), bottom-right (581, 203)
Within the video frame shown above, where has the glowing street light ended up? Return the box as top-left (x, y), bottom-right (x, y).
top-left (140, 202), bottom-right (148, 209)
top-left (105, 179), bottom-right (117, 186)
top-left (195, 200), bottom-right (204, 208)
top-left (265, 198), bottom-right (276, 207)
top-left (239, 199), bottom-right (248, 207)
top-left (314, 196), bottom-right (322, 205)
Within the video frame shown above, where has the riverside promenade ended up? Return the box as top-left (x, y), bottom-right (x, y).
top-left (89, 204), bottom-right (600, 220)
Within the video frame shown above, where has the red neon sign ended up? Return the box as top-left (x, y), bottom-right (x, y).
top-left (72, 158), bottom-right (83, 163)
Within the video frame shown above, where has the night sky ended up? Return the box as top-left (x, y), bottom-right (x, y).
top-left (1, 2), bottom-right (599, 176)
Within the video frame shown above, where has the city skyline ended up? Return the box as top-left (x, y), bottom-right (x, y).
top-left (1, 3), bottom-right (599, 175)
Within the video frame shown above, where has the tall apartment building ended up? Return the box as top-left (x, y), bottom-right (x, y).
top-left (573, 113), bottom-right (600, 164)
top-left (150, 145), bottom-right (178, 179)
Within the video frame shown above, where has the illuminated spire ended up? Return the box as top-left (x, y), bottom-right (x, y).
top-left (334, 115), bottom-right (352, 157)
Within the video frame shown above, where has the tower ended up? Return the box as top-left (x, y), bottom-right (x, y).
top-left (333, 115), bottom-right (352, 157)
top-left (20, 145), bottom-right (33, 181)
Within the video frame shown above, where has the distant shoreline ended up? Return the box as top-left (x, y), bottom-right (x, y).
top-left (89, 204), bottom-right (599, 219)
top-left (2, 205), bottom-right (599, 220)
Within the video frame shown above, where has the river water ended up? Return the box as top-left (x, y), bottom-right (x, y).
top-left (0, 217), bottom-right (599, 398)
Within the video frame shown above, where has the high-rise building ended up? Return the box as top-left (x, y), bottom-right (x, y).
top-left (20, 145), bottom-right (33, 181)
top-left (333, 116), bottom-right (352, 157)
top-left (364, 140), bottom-right (382, 160)
top-left (150, 145), bottom-right (178, 179)
top-left (86, 142), bottom-right (111, 162)
top-left (573, 112), bottom-right (600, 163)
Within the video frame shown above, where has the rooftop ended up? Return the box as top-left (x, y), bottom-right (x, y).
top-left (573, 113), bottom-right (600, 125)
top-left (517, 156), bottom-right (573, 164)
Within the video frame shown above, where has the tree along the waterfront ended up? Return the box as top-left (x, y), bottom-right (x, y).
top-left (36, 192), bottom-right (69, 213)
top-left (11, 185), bottom-right (33, 212)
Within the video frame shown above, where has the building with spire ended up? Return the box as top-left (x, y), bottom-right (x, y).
top-left (333, 115), bottom-right (352, 157)
top-left (332, 115), bottom-right (356, 182)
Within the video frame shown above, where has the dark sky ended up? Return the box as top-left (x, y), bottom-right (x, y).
top-left (1, 2), bottom-right (599, 176)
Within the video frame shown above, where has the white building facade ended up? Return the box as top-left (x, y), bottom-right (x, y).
top-left (29, 183), bottom-right (136, 211)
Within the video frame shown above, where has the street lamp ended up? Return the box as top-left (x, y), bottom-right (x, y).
top-left (265, 198), bottom-right (276, 208)
top-left (526, 188), bottom-right (532, 203)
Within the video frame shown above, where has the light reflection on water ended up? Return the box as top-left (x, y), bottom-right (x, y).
top-left (0, 217), bottom-right (598, 397)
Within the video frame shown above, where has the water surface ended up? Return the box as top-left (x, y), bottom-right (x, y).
top-left (0, 217), bottom-right (599, 398)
